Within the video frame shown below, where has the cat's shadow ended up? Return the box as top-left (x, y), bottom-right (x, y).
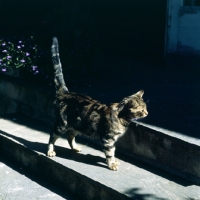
top-left (54, 145), bottom-right (107, 169)
top-left (0, 130), bottom-right (107, 169)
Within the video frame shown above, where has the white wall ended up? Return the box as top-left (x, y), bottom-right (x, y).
top-left (166, 0), bottom-right (200, 56)
top-left (166, 0), bottom-right (182, 53)
top-left (178, 6), bottom-right (200, 55)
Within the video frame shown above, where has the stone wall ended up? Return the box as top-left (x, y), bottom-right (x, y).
top-left (0, 75), bottom-right (55, 125)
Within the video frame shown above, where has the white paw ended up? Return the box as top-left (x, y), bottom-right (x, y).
top-left (108, 160), bottom-right (120, 171)
top-left (47, 150), bottom-right (56, 157)
top-left (47, 144), bottom-right (56, 157)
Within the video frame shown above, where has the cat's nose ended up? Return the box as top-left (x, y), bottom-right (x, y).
top-left (145, 111), bottom-right (148, 116)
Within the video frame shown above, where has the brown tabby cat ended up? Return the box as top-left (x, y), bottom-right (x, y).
top-left (47, 37), bottom-right (148, 170)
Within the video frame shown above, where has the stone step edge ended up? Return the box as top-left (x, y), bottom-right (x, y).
top-left (116, 122), bottom-right (200, 185)
top-left (0, 132), bottom-right (130, 200)
top-left (80, 120), bottom-right (200, 185)
top-left (79, 120), bottom-right (200, 185)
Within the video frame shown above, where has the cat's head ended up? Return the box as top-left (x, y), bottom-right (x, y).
top-left (118, 90), bottom-right (148, 122)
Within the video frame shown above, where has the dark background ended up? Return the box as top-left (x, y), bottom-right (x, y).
top-left (0, 0), bottom-right (167, 64)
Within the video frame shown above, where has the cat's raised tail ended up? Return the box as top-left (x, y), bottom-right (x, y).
top-left (52, 37), bottom-right (69, 93)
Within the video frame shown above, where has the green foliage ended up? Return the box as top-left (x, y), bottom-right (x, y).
top-left (0, 36), bottom-right (38, 73)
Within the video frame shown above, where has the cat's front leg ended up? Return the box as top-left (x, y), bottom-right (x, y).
top-left (47, 143), bottom-right (56, 157)
top-left (106, 153), bottom-right (120, 171)
top-left (101, 138), bottom-right (120, 171)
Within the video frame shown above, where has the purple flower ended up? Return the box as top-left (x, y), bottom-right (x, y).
top-left (32, 66), bottom-right (37, 71)
top-left (26, 52), bottom-right (30, 56)
top-left (2, 43), bottom-right (6, 46)
top-left (2, 50), bottom-right (7, 52)
top-left (19, 41), bottom-right (22, 43)
top-left (20, 60), bottom-right (25, 63)
top-left (17, 46), bottom-right (21, 49)
top-left (0, 59), bottom-right (2, 62)
top-left (2, 68), bottom-right (6, 72)
top-left (21, 45), bottom-right (25, 47)
top-left (7, 56), bottom-right (12, 60)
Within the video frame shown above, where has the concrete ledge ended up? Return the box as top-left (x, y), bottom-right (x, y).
top-left (0, 132), bottom-right (128, 200)
top-left (119, 122), bottom-right (200, 184)
top-left (1, 75), bottom-right (200, 184)
top-left (1, 114), bottom-right (200, 199)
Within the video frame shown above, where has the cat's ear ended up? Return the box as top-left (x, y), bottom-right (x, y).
top-left (118, 98), bottom-right (128, 112)
top-left (135, 90), bottom-right (144, 98)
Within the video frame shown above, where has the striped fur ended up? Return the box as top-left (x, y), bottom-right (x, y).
top-left (47, 37), bottom-right (148, 170)
top-left (51, 37), bottom-right (69, 93)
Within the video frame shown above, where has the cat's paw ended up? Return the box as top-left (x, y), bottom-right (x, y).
top-left (47, 150), bottom-right (56, 157)
top-left (73, 146), bottom-right (82, 152)
top-left (47, 144), bottom-right (56, 157)
top-left (108, 160), bottom-right (120, 171)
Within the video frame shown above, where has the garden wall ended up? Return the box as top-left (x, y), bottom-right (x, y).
top-left (1, 74), bottom-right (200, 184)
top-left (0, 75), bottom-right (55, 125)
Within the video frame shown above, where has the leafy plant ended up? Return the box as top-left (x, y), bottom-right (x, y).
top-left (0, 35), bottom-right (39, 74)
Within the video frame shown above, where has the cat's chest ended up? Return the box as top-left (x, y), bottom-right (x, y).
top-left (106, 114), bottom-right (128, 136)
top-left (113, 121), bottom-right (127, 135)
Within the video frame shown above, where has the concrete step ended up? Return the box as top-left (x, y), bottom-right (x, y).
top-left (0, 157), bottom-right (77, 200)
top-left (0, 113), bottom-right (200, 200)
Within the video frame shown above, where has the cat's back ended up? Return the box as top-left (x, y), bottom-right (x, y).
top-left (64, 92), bottom-right (100, 105)
top-left (58, 92), bottom-right (108, 134)
top-left (56, 92), bottom-right (106, 111)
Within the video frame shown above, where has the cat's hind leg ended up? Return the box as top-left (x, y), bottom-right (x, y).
top-left (47, 132), bottom-right (60, 157)
top-left (66, 129), bottom-right (82, 152)
top-left (47, 124), bottom-right (64, 157)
